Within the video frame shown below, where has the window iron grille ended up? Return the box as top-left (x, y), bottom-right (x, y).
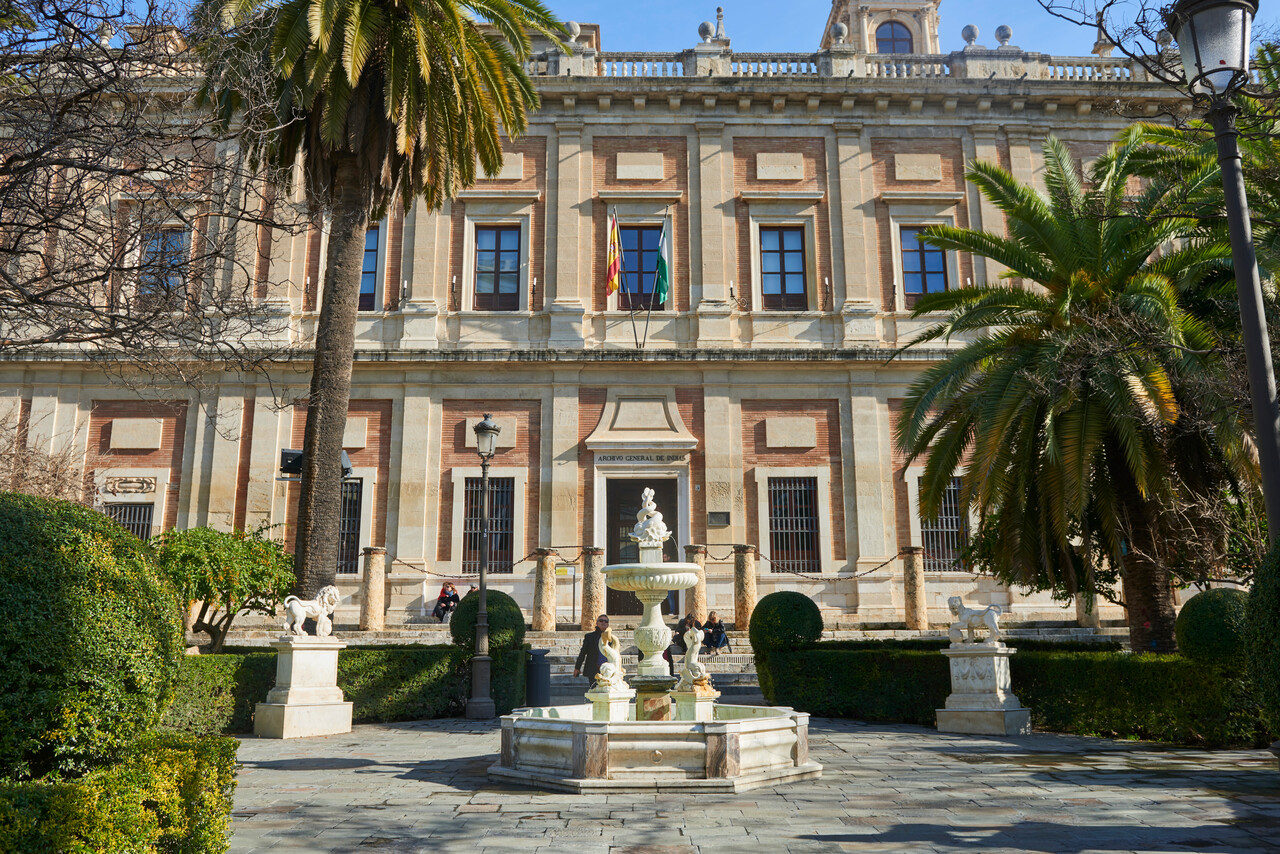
top-left (337, 478), bottom-right (362, 575)
top-left (104, 502), bottom-right (154, 541)
top-left (462, 476), bottom-right (515, 574)
top-left (767, 477), bottom-right (820, 574)
top-left (921, 476), bottom-right (968, 572)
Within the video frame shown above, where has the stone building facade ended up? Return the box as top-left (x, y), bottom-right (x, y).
top-left (1, 1), bottom-right (1180, 628)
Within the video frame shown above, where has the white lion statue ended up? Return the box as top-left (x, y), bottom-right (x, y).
top-left (948, 596), bottom-right (1003, 645)
top-left (283, 585), bottom-right (342, 637)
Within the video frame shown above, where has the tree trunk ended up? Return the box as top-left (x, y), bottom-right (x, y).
top-left (1117, 487), bottom-right (1179, 654)
top-left (292, 153), bottom-right (369, 598)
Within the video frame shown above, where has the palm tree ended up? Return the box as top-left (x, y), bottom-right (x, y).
top-left (895, 135), bottom-right (1254, 653)
top-left (197, 0), bottom-right (565, 595)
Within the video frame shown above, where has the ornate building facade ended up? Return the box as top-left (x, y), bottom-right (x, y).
top-left (2, 1), bottom-right (1179, 628)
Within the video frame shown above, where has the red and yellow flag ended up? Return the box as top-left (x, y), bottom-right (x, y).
top-left (605, 211), bottom-right (622, 295)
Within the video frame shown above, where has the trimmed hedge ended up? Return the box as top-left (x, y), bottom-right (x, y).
top-left (0, 731), bottom-right (238, 854)
top-left (1246, 544), bottom-right (1280, 732)
top-left (450, 589), bottom-right (526, 651)
top-left (163, 644), bottom-right (528, 734)
top-left (0, 493), bottom-right (185, 781)
top-left (1176, 588), bottom-right (1248, 663)
top-left (758, 644), bottom-right (1275, 748)
top-left (749, 591), bottom-right (824, 653)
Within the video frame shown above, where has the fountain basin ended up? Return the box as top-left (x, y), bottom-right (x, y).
top-left (489, 702), bottom-right (822, 793)
top-left (602, 562), bottom-right (701, 593)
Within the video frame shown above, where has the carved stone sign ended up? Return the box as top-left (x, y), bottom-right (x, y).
top-left (102, 476), bottom-right (156, 495)
top-left (595, 454), bottom-right (688, 464)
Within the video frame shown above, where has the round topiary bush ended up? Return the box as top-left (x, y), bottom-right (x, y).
top-left (0, 493), bottom-right (184, 781)
top-left (1246, 544), bottom-right (1280, 732)
top-left (749, 591), bottom-right (824, 653)
top-left (450, 588), bottom-right (526, 651)
top-left (1175, 587), bottom-right (1248, 663)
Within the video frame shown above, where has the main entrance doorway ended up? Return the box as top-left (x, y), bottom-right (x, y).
top-left (605, 478), bottom-right (679, 616)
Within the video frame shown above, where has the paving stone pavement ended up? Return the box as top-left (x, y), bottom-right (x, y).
top-left (230, 718), bottom-right (1280, 854)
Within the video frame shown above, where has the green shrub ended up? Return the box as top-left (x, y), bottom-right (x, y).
top-left (1246, 543), bottom-right (1280, 731)
top-left (339, 647), bottom-right (467, 723)
top-left (0, 493), bottom-right (185, 781)
top-left (163, 644), bottom-right (528, 733)
top-left (755, 642), bottom-right (1275, 748)
top-left (748, 591), bottom-right (823, 653)
top-left (160, 653), bottom-right (276, 736)
top-left (450, 589), bottom-right (526, 651)
top-left (154, 527), bottom-right (295, 653)
top-left (0, 731), bottom-right (238, 854)
top-left (1176, 587), bottom-right (1249, 663)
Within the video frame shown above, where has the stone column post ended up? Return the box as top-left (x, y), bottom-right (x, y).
top-left (532, 548), bottom-right (559, 632)
top-left (581, 546), bottom-right (605, 630)
top-left (732, 544), bottom-right (758, 629)
top-left (1075, 594), bottom-right (1101, 629)
top-left (902, 546), bottom-right (927, 631)
top-left (359, 547), bottom-right (387, 632)
top-left (684, 544), bottom-right (708, 620)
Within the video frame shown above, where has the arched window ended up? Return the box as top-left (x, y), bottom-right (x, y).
top-left (875, 21), bottom-right (913, 54)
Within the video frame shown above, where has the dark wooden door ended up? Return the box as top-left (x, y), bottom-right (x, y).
top-left (605, 479), bottom-right (679, 616)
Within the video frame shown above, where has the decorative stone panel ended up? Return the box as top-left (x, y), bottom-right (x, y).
top-left (764, 416), bottom-right (817, 449)
top-left (616, 152), bottom-right (664, 180)
top-left (894, 153), bottom-right (943, 182)
top-left (108, 418), bottom-right (164, 451)
top-left (756, 152), bottom-right (804, 181)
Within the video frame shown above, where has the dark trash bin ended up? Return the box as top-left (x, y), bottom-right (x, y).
top-left (526, 648), bottom-right (551, 708)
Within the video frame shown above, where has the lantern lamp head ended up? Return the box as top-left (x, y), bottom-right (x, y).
top-left (1165, 0), bottom-right (1257, 98)
top-left (474, 413), bottom-right (500, 460)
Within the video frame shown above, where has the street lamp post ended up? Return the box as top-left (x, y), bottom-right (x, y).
top-left (465, 413), bottom-right (501, 719)
top-left (1167, 0), bottom-right (1280, 545)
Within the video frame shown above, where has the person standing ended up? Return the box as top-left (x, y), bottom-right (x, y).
top-left (573, 615), bottom-right (610, 684)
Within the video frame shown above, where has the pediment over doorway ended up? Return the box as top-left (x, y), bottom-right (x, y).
top-left (584, 388), bottom-right (697, 453)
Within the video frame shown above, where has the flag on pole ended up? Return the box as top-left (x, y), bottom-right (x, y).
top-left (652, 220), bottom-right (670, 307)
top-left (605, 211), bottom-right (622, 295)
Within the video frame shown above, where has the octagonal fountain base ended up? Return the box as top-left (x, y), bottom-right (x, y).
top-left (489, 702), bottom-right (822, 793)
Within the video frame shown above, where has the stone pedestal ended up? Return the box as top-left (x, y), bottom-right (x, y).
top-left (532, 548), bottom-right (558, 632)
top-left (359, 547), bottom-right (386, 631)
top-left (581, 547), bottom-right (605, 630)
top-left (732, 544), bottom-right (758, 628)
top-left (586, 684), bottom-right (636, 722)
top-left (632, 675), bottom-right (677, 722)
top-left (935, 643), bottom-right (1031, 736)
top-left (902, 546), bottom-right (927, 631)
top-left (684, 544), bottom-right (708, 620)
top-left (672, 685), bottom-right (720, 722)
top-left (255, 636), bottom-right (353, 739)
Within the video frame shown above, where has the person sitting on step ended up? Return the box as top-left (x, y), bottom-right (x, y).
top-left (702, 611), bottom-right (730, 655)
top-left (432, 581), bottom-right (460, 623)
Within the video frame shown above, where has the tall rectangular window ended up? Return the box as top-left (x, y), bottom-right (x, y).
top-left (901, 226), bottom-right (949, 309)
top-left (337, 478), bottom-right (362, 574)
top-left (474, 225), bottom-right (520, 311)
top-left (620, 225), bottom-right (665, 310)
top-left (359, 226), bottom-right (379, 312)
top-left (462, 476), bottom-right (515, 574)
top-left (921, 476), bottom-right (968, 572)
top-left (139, 228), bottom-right (189, 305)
top-left (760, 226), bottom-right (807, 310)
top-left (104, 502), bottom-right (154, 540)
top-left (767, 477), bottom-right (820, 574)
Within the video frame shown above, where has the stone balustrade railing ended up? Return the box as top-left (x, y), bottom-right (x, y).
top-left (525, 45), bottom-right (1154, 85)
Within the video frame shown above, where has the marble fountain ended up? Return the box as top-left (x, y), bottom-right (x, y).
top-left (489, 488), bottom-right (822, 793)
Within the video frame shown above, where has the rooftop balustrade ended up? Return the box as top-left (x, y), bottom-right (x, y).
top-left (524, 46), bottom-right (1153, 85)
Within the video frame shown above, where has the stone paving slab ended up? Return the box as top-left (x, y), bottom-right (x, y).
top-left (230, 718), bottom-right (1280, 854)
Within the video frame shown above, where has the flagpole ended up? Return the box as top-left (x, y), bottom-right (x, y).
top-left (615, 208), bottom-right (640, 349)
top-left (642, 208), bottom-right (670, 349)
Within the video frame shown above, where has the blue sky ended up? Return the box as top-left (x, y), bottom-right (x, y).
top-left (548, 1), bottom-right (1276, 57)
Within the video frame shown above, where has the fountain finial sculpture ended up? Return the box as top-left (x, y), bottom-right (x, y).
top-left (630, 487), bottom-right (671, 550)
top-left (593, 626), bottom-right (628, 689)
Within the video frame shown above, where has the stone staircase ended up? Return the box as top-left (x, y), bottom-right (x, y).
top-left (214, 619), bottom-right (1128, 707)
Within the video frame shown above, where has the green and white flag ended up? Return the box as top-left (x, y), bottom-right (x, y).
top-left (651, 220), bottom-right (670, 308)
